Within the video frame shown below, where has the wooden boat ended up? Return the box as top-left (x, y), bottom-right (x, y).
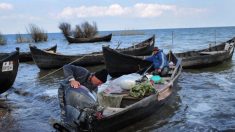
top-left (30, 45), bottom-right (104, 69)
top-left (0, 45), bottom-right (57, 62)
top-left (30, 35), bottom-right (155, 69)
top-left (0, 48), bottom-right (19, 94)
top-left (65, 34), bottom-right (112, 43)
top-left (113, 35), bottom-right (155, 56)
top-left (175, 37), bottom-right (235, 68)
top-left (19, 45), bottom-right (57, 62)
top-left (103, 46), bottom-right (154, 77)
top-left (103, 37), bottom-right (235, 76)
top-left (53, 50), bottom-right (182, 132)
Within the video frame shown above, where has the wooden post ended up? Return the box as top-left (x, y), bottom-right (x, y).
top-left (215, 29), bottom-right (217, 45)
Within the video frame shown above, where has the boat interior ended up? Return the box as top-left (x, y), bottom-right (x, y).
top-left (99, 52), bottom-right (180, 117)
top-left (176, 42), bottom-right (234, 58)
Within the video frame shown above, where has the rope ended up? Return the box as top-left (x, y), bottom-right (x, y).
top-left (39, 55), bottom-right (87, 80)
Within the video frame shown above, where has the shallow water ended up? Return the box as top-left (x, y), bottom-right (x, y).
top-left (0, 27), bottom-right (235, 131)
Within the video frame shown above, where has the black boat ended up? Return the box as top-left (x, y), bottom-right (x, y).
top-left (19, 45), bottom-right (57, 62)
top-left (175, 37), bottom-right (235, 68)
top-left (53, 51), bottom-right (182, 132)
top-left (103, 37), bottom-right (235, 76)
top-left (0, 48), bottom-right (19, 94)
top-left (65, 34), bottom-right (112, 43)
top-left (30, 35), bottom-right (155, 69)
top-left (103, 46), bottom-right (153, 77)
top-left (0, 45), bottom-right (57, 62)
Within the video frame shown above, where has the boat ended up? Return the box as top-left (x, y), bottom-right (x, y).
top-left (103, 46), bottom-right (153, 77)
top-left (103, 37), bottom-right (235, 76)
top-left (0, 48), bottom-right (19, 94)
top-left (53, 50), bottom-right (182, 132)
top-left (113, 35), bottom-right (155, 56)
top-left (19, 45), bottom-right (57, 62)
top-left (0, 45), bottom-right (57, 62)
top-left (175, 37), bottom-right (235, 68)
top-left (30, 46), bottom-right (104, 69)
top-left (30, 35), bottom-right (155, 69)
top-left (65, 34), bottom-right (112, 43)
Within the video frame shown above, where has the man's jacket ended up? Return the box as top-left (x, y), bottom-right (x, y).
top-left (145, 50), bottom-right (169, 69)
top-left (63, 64), bottom-right (96, 91)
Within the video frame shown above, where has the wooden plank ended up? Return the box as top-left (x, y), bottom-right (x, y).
top-left (199, 51), bottom-right (226, 55)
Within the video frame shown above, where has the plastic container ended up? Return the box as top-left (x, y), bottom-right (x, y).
top-left (150, 75), bottom-right (162, 84)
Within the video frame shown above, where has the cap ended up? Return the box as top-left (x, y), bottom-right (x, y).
top-left (153, 47), bottom-right (159, 51)
top-left (94, 69), bottom-right (108, 83)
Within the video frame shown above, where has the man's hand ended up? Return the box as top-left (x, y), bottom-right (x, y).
top-left (70, 80), bottom-right (80, 88)
top-left (157, 68), bottom-right (162, 73)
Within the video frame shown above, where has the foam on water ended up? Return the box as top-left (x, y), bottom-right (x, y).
top-left (191, 103), bottom-right (212, 112)
top-left (43, 89), bottom-right (58, 97)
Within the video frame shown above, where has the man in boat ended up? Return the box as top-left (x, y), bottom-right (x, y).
top-left (56, 64), bottom-right (108, 130)
top-left (145, 47), bottom-right (169, 76)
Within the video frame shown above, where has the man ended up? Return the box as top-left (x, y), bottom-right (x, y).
top-left (145, 47), bottom-right (169, 76)
top-left (57, 64), bottom-right (108, 130)
top-left (63, 64), bottom-right (108, 91)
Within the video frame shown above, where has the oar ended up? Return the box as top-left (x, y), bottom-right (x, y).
top-left (142, 64), bottom-right (153, 75)
top-left (39, 55), bottom-right (87, 80)
top-left (115, 41), bottom-right (122, 49)
top-left (139, 64), bottom-right (153, 76)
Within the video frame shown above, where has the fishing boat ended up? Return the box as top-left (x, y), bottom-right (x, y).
top-left (19, 45), bottom-right (57, 62)
top-left (175, 37), bottom-right (235, 68)
top-left (30, 46), bottom-right (104, 69)
top-left (103, 46), bottom-right (152, 77)
top-left (65, 34), bottom-right (112, 43)
top-left (30, 35), bottom-right (155, 69)
top-left (114, 35), bottom-right (155, 56)
top-left (103, 37), bottom-right (235, 76)
top-left (0, 45), bottom-right (57, 62)
top-left (53, 51), bottom-right (182, 132)
top-left (0, 48), bottom-right (19, 94)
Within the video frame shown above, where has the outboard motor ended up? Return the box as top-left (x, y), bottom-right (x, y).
top-left (58, 82), bottom-right (97, 130)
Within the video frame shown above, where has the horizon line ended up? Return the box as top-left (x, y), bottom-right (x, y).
top-left (3, 25), bottom-right (235, 35)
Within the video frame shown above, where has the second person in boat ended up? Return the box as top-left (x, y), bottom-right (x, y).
top-left (145, 47), bottom-right (169, 76)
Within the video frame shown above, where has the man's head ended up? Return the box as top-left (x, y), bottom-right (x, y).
top-left (153, 47), bottom-right (159, 54)
top-left (90, 69), bottom-right (108, 86)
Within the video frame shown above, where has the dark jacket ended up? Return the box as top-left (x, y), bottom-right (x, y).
top-left (63, 64), bottom-right (97, 91)
top-left (145, 50), bottom-right (169, 69)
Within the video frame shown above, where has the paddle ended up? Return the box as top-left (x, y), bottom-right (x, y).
top-left (141, 64), bottom-right (153, 75)
top-left (136, 64), bottom-right (153, 76)
top-left (115, 41), bottom-right (122, 49)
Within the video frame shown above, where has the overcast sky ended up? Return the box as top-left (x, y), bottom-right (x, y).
top-left (0, 0), bottom-right (234, 34)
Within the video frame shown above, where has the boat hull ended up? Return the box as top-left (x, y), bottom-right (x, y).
top-left (176, 37), bottom-right (235, 68)
top-left (0, 49), bottom-right (19, 93)
top-left (66, 34), bottom-right (112, 43)
top-left (31, 35), bottom-right (155, 69)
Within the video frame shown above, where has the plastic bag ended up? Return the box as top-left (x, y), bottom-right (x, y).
top-left (98, 73), bottom-right (142, 93)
